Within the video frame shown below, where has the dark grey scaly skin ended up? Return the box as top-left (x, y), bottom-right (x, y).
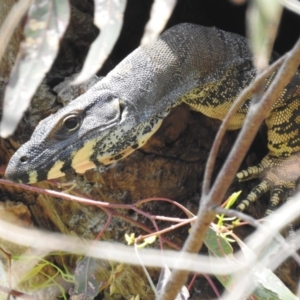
top-left (5, 23), bottom-right (300, 213)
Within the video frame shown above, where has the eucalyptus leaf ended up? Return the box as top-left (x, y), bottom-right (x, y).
top-left (140, 0), bottom-right (177, 46)
top-left (205, 227), bottom-right (233, 288)
top-left (73, 0), bottom-right (126, 84)
top-left (247, 0), bottom-right (282, 70)
top-left (0, 0), bottom-right (70, 137)
top-left (71, 256), bottom-right (99, 300)
top-left (283, 0), bottom-right (300, 14)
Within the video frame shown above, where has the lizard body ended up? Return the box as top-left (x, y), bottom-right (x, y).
top-left (5, 23), bottom-right (300, 212)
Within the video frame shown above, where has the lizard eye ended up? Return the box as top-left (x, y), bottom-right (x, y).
top-left (20, 155), bottom-right (28, 164)
top-left (62, 114), bottom-right (81, 132)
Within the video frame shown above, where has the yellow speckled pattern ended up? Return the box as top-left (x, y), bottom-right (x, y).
top-left (179, 66), bottom-right (253, 130)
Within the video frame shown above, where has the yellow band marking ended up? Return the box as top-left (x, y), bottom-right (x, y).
top-left (71, 139), bottom-right (97, 173)
top-left (47, 160), bottom-right (65, 180)
top-left (74, 161), bottom-right (96, 174)
top-left (28, 170), bottom-right (38, 183)
top-left (71, 117), bottom-right (164, 174)
top-left (98, 149), bottom-right (134, 165)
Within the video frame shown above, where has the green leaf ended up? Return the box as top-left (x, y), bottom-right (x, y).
top-left (205, 227), bottom-right (233, 257)
top-left (240, 239), bottom-right (298, 300)
top-left (110, 282), bottom-right (117, 296)
top-left (224, 191), bottom-right (241, 209)
top-left (115, 263), bottom-right (124, 274)
top-left (125, 233), bottom-right (135, 245)
top-left (19, 261), bottom-right (48, 283)
top-left (136, 235), bottom-right (157, 249)
top-left (72, 256), bottom-right (99, 299)
top-left (252, 269), bottom-right (299, 300)
top-left (205, 227), bottom-right (233, 288)
top-left (144, 235), bottom-right (157, 245)
top-left (217, 191), bottom-right (241, 227)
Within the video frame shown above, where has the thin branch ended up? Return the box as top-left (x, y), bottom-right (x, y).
top-left (0, 179), bottom-right (180, 249)
top-left (0, 197), bottom-right (299, 283)
top-left (0, 218), bottom-right (241, 274)
top-left (94, 213), bottom-right (113, 241)
top-left (202, 55), bottom-right (285, 195)
top-left (136, 197), bottom-right (194, 218)
top-left (134, 244), bottom-right (158, 297)
top-left (135, 217), bottom-right (195, 243)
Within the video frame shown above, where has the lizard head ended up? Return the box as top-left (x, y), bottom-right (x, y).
top-left (5, 88), bottom-right (161, 184)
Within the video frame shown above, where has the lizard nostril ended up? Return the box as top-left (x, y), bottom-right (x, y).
top-left (20, 156), bottom-right (28, 164)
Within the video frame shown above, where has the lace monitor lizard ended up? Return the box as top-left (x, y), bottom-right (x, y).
top-left (5, 23), bottom-right (300, 214)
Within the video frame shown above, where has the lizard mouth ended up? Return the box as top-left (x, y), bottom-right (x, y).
top-left (46, 138), bottom-right (137, 181)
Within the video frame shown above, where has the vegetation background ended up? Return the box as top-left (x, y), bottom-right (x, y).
top-left (0, 0), bottom-right (300, 299)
